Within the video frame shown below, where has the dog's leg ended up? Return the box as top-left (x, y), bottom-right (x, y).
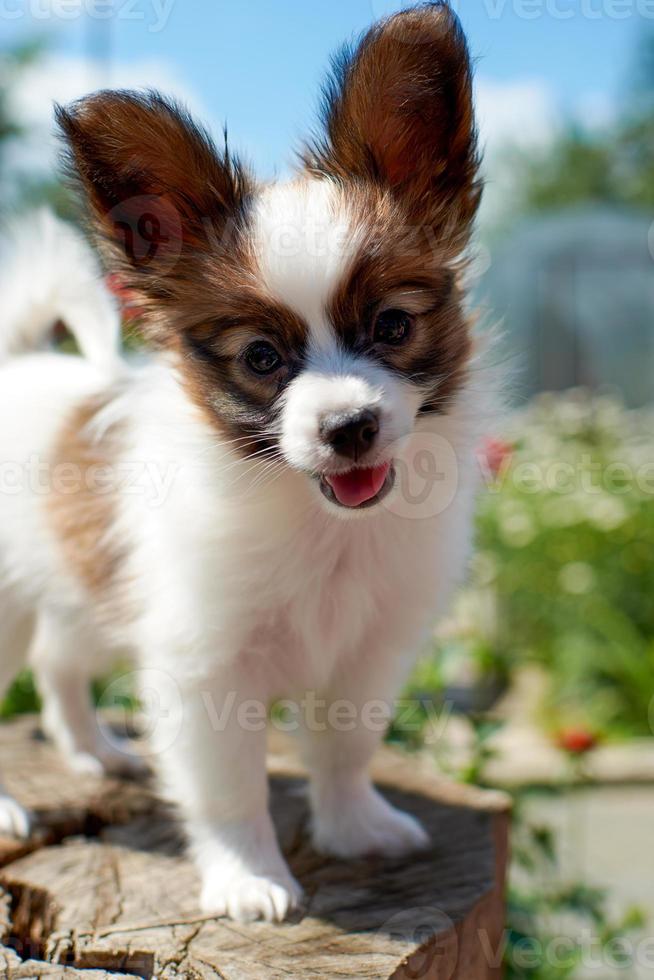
top-left (299, 644), bottom-right (430, 859)
top-left (0, 595), bottom-right (34, 836)
top-left (30, 609), bottom-right (145, 777)
top-left (143, 656), bottom-right (302, 923)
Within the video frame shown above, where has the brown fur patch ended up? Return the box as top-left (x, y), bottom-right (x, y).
top-left (174, 275), bottom-right (309, 448)
top-left (56, 91), bottom-right (255, 348)
top-left (48, 395), bottom-right (126, 604)
top-left (57, 92), bottom-right (311, 453)
top-left (300, 3), bottom-right (481, 411)
top-left (328, 183), bottom-right (472, 411)
top-left (302, 3), bottom-right (482, 250)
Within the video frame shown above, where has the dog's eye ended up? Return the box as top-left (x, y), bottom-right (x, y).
top-left (373, 309), bottom-right (413, 346)
top-left (244, 341), bottom-right (283, 376)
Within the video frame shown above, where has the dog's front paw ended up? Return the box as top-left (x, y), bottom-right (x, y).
top-left (313, 785), bottom-right (430, 859)
top-left (201, 869), bottom-right (303, 923)
top-left (0, 792), bottom-right (31, 838)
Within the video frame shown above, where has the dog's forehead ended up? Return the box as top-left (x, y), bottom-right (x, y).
top-left (251, 177), bottom-right (362, 343)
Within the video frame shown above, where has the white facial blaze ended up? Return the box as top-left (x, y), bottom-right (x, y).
top-left (252, 176), bottom-right (360, 346)
top-left (252, 177), bottom-right (422, 482)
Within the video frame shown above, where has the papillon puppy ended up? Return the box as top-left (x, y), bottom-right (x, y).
top-left (0, 3), bottom-right (489, 922)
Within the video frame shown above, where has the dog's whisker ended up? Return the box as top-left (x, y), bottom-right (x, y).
top-left (221, 451), bottom-right (287, 489)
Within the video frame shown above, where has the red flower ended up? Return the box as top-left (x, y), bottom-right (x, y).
top-left (556, 727), bottom-right (599, 755)
top-left (479, 436), bottom-right (513, 479)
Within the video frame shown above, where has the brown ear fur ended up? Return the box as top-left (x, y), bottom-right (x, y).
top-left (56, 91), bottom-right (253, 305)
top-left (302, 3), bottom-right (481, 243)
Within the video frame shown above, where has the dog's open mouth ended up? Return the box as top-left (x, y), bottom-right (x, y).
top-left (319, 461), bottom-right (395, 509)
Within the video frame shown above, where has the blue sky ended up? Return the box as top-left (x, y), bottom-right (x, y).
top-left (3, 0), bottom-right (650, 182)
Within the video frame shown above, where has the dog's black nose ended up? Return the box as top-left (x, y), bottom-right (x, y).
top-left (320, 409), bottom-right (380, 461)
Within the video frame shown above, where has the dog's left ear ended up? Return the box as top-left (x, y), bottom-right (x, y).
top-left (303, 2), bottom-right (481, 244)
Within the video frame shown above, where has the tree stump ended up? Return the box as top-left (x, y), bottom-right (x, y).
top-left (0, 716), bottom-right (510, 979)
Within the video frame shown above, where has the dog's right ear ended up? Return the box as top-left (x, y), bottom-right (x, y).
top-left (56, 91), bottom-right (252, 289)
top-left (303, 3), bottom-right (481, 248)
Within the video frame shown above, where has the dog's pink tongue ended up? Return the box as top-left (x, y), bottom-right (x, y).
top-left (327, 462), bottom-right (390, 508)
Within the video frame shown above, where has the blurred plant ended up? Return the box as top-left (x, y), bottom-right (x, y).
top-left (0, 38), bottom-right (73, 216)
top-left (0, 669), bottom-right (142, 719)
top-left (554, 726), bottom-right (602, 785)
top-left (506, 796), bottom-right (646, 979)
top-left (473, 390), bottom-right (654, 738)
top-left (457, 714), bottom-right (503, 786)
top-left (510, 32), bottom-right (654, 215)
top-left (0, 40), bottom-right (42, 178)
top-left (402, 389), bottom-right (654, 740)
top-left (555, 728), bottom-right (600, 757)
top-left (385, 701), bottom-right (434, 752)
top-left (411, 588), bottom-right (510, 709)
top-left (0, 671), bottom-right (40, 719)
top-left (452, 717), bottom-right (646, 980)
top-left (394, 696), bottom-right (648, 980)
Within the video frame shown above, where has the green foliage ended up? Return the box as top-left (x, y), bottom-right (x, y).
top-left (0, 669), bottom-right (142, 719)
top-left (385, 700), bottom-right (434, 751)
top-left (0, 671), bottom-right (40, 719)
top-left (0, 40), bottom-right (43, 200)
top-left (0, 40), bottom-right (43, 146)
top-left (512, 128), bottom-right (618, 214)
top-left (511, 114), bottom-right (654, 214)
top-left (0, 37), bottom-right (73, 216)
top-left (473, 391), bottom-right (654, 737)
top-left (401, 390), bottom-right (654, 740)
top-left (457, 714), bottom-right (503, 786)
top-left (510, 32), bottom-right (654, 215)
top-left (506, 796), bottom-right (646, 979)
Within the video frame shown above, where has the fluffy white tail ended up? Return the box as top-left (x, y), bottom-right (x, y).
top-left (0, 209), bottom-right (122, 370)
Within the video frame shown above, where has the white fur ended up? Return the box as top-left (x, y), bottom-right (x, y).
top-left (254, 180), bottom-right (422, 486)
top-left (0, 197), bottom-right (489, 922)
top-left (0, 209), bottom-right (122, 371)
top-left (253, 178), bottom-right (361, 345)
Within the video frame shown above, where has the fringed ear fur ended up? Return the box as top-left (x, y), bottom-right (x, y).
top-left (57, 90), bottom-right (252, 292)
top-left (302, 3), bottom-right (481, 244)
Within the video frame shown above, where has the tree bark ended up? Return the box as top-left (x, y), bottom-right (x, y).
top-left (0, 716), bottom-right (511, 979)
